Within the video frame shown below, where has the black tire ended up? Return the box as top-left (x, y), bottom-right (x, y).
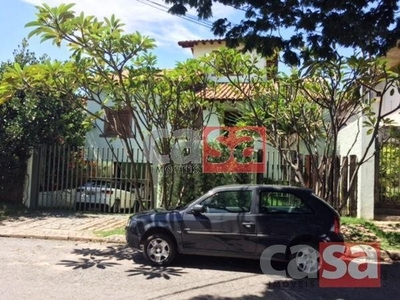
top-left (287, 242), bottom-right (319, 279)
top-left (143, 233), bottom-right (176, 266)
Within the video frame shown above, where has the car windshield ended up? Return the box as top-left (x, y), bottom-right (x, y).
top-left (82, 181), bottom-right (110, 187)
top-left (172, 190), bottom-right (214, 211)
top-left (173, 203), bottom-right (189, 210)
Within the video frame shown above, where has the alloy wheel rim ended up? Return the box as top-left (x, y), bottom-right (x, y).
top-left (295, 246), bottom-right (319, 275)
top-left (147, 238), bottom-right (170, 263)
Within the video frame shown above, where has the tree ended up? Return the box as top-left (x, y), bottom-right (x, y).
top-left (0, 3), bottom-right (213, 210)
top-left (0, 39), bottom-right (87, 204)
top-left (165, 0), bottom-right (400, 65)
top-left (202, 47), bottom-right (400, 214)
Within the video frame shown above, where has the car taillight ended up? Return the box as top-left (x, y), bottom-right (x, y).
top-left (332, 215), bottom-right (340, 233)
top-left (102, 190), bottom-right (113, 195)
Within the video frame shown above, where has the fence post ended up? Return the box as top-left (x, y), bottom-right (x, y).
top-left (349, 155), bottom-right (357, 217)
top-left (304, 155), bottom-right (311, 188)
top-left (341, 156), bottom-right (349, 215)
top-left (256, 149), bottom-right (264, 184)
top-left (23, 149), bottom-right (40, 210)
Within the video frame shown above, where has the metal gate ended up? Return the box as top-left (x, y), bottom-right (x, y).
top-left (35, 145), bottom-right (150, 213)
top-left (378, 127), bottom-right (400, 209)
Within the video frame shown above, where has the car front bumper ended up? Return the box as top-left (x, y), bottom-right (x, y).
top-left (125, 226), bottom-right (141, 249)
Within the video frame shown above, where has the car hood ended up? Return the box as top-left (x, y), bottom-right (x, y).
top-left (131, 208), bottom-right (182, 220)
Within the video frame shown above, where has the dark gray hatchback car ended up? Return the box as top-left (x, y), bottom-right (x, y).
top-left (126, 184), bottom-right (344, 276)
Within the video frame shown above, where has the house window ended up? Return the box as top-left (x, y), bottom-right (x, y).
top-left (174, 106), bottom-right (203, 130)
top-left (200, 190), bottom-right (252, 213)
top-left (224, 110), bottom-right (241, 127)
top-left (259, 192), bottom-right (314, 214)
top-left (103, 107), bottom-right (134, 138)
top-left (222, 110), bottom-right (242, 137)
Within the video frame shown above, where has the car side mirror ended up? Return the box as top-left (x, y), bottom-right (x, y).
top-left (191, 204), bottom-right (206, 214)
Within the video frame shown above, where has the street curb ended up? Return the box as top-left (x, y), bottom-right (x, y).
top-left (0, 233), bottom-right (126, 244)
top-left (2, 233), bottom-right (399, 262)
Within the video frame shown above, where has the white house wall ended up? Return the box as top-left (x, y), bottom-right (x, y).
top-left (336, 79), bottom-right (400, 219)
top-left (376, 81), bottom-right (400, 124)
top-left (84, 99), bottom-right (146, 161)
top-left (191, 42), bottom-right (267, 70)
top-left (85, 100), bottom-right (222, 163)
top-left (338, 115), bottom-right (375, 219)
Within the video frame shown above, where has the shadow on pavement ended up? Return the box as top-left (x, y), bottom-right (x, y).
top-left (167, 254), bottom-right (263, 274)
top-left (188, 262), bottom-right (400, 300)
top-left (126, 265), bottom-right (188, 280)
top-left (57, 258), bottom-right (121, 269)
top-left (58, 241), bottom-right (400, 298)
top-left (57, 244), bottom-right (134, 270)
top-left (128, 252), bottom-right (265, 280)
top-left (58, 244), bottom-right (265, 279)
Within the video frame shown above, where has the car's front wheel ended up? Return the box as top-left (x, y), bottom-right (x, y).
top-left (143, 233), bottom-right (176, 266)
top-left (287, 242), bottom-right (319, 279)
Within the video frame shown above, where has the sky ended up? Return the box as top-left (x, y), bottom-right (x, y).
top-left (0, 0), bottom-right (242, 69)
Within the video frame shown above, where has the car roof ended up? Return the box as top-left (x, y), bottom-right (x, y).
top-left (210, 184), bottom-right (313, 193)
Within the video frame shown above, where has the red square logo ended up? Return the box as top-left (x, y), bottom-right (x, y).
top-left (202, 126), bottom-right (266, 173)
top-left (319, 242), bottom-right (381, 288)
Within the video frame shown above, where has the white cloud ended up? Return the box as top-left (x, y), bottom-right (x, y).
top-left (24, 1), bottom-right (236, 43)
top-left (22, 0), bottom-right (240, 67)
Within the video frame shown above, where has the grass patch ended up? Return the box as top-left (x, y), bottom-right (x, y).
top-left (94, 227), bottom-right (125, 237)
top-left (341, 217), bottom-right (368, 225)
top-left (341, 217), bottom-right (400, 251)
top-left (363, 222), bottom-right (400, 250)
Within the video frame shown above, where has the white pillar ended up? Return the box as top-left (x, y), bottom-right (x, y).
top-left (356, 116), bottom-right (375, 219)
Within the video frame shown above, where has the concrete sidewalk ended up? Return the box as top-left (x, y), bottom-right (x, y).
top-left (0, 211), bottom-right (127, 244)
top-left (1, 210), bottom-right (399, 262)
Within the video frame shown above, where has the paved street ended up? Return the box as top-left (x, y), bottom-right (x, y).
top-left (1, 237), bottom-right (400, 300)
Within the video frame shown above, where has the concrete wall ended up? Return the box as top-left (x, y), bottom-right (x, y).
top-left (337, 83), bottom-right (400, 219)
top-left (338, 115), bottom-right (375, 219)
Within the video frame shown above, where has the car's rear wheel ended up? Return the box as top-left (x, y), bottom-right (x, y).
top-left (287, 242), bottom-right (319, 279)
top-left (143, 233), bottom-right (176, 266)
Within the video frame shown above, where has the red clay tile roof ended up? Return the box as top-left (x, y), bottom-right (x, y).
top-left (196, 83), bottom-right (254, 101)
top-left (178, 39), bottom-right (225, 48)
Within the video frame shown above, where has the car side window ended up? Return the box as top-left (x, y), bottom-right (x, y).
top-left (201, 190), bottom-right (252, 213)
top-left (260, 191), bottom-right (314, 214)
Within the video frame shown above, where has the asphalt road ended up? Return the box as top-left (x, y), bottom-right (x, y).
top-left (1, 237), bottom-right (399, 300)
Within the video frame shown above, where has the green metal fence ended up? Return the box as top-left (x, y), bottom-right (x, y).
top-left (35, 145), bottom-right (150, 213)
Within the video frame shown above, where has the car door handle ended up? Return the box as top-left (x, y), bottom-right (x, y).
top-left (242, 222), bottom-right (255, 228)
